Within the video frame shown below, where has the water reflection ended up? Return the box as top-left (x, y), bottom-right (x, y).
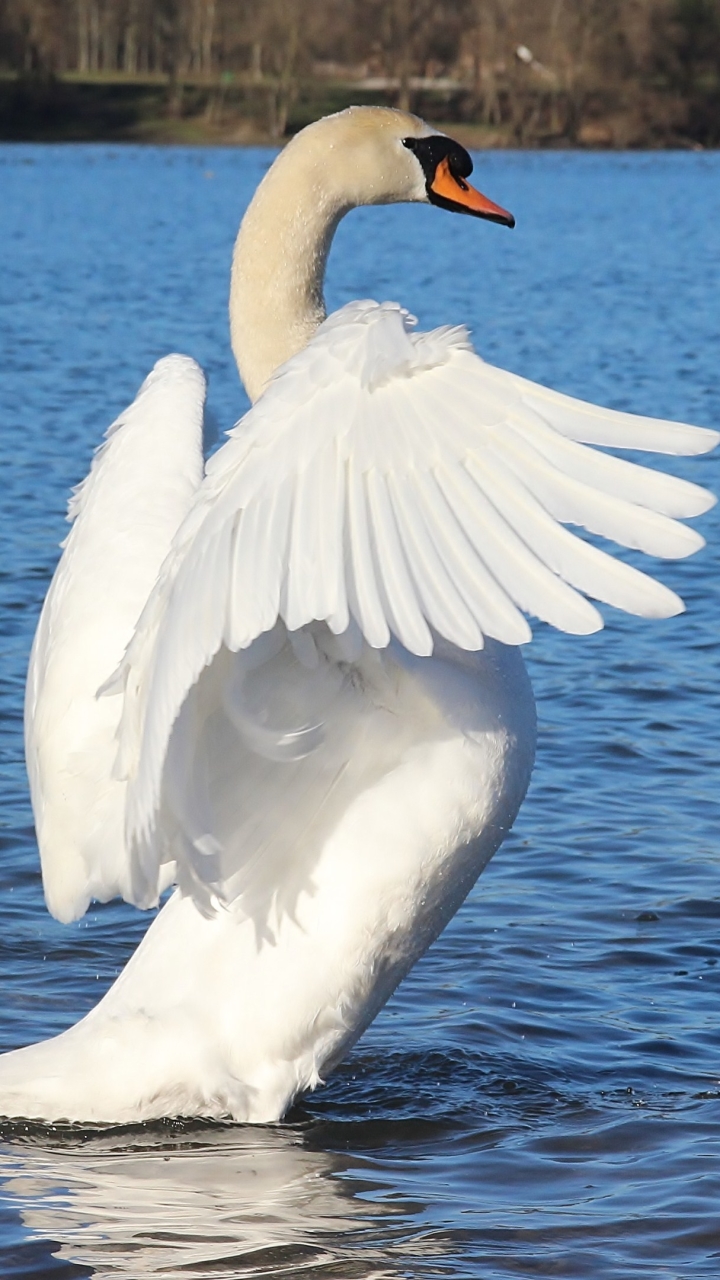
top-left (0, 1122), bottom-right (415, 1279)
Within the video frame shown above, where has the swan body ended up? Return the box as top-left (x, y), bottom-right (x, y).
top-left (3, 639), bottom-right (534, 1123)
top-left (1, 106), bottom-right (716, 1123)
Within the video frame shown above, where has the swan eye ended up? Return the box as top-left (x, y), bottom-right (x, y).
top-left (401, 135), bottom-right (474, 190)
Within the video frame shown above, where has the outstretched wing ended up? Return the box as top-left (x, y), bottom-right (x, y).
top-left (26, 355), bottom-right (206, 922)
top-left (112, 301), bottom-right (717, 904)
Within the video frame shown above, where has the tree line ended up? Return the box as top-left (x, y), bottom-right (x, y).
top-left (1, 0), bottom-right (719, 144)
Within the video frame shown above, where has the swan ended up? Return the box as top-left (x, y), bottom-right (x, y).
top-left (0, 106), bottom-right (716, 1124)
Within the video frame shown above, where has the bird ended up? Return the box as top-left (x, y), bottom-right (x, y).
top-left (0, 106), bottom-right (715, 1124)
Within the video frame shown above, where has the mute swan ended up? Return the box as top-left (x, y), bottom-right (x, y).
top-left (1, 107), bottom-right (716, 1124)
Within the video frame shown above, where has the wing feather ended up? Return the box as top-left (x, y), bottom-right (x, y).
top-left (436, 458), bottom-right (604, 635)
top-left (346, 460), bottom-right (389, 648)
top-left (506, 408), bottom-right (714, 518)
top-left (413, 469), bottom-right (532, 644)
top-left (366, 467), bottom-right (433, 655)
top-left (491, 425), bottom-right (705, 559)
top-left (495, 362), bottom-right (718, 454)
top-left (465, 451), bottom-right (683, 619)
top-left (112, 303), bottom-right (716, 897)
top-left (27, 355), bottom-right (206, 921)
top-left (285, 459), bottom-right (323, 630)
top-left (322, 441), bottom-right (349, 635)
top-left (389, 471), bottom-right (484, 650)
top-left (228, 477), bottom-right (293, 649)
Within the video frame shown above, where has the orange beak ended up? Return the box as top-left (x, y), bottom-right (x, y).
top-left (430, 157), bottom-right (515, 228)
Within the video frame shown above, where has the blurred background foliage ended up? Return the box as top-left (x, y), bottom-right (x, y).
top-left (0, 0), bottom-right (719, 144)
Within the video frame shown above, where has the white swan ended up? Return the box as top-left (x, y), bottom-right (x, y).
top-left (1, 107), bottom-right (716, 1124)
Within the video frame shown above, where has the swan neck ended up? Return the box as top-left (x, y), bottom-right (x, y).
top-left (230, 149), bottom-right (349, 404)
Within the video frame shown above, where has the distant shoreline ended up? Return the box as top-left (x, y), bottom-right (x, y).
top-left (0, 74), bottom-right (715, 150)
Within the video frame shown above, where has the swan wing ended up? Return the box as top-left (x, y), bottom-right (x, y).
top-left (113, 301), bottom-right (716, 904)
top-left (26, 355), bottom-right (206, 922)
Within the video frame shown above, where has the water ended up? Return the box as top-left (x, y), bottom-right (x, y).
top-left (0, 144), bottom-right (719, 1278)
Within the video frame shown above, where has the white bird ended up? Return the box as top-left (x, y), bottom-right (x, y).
top-left (0, 107), bottom-right (716, 1124)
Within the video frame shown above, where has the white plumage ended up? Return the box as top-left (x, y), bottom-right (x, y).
top-left (25, 355), bottom-right (206, 923)
top-left (0, 106), bottom-right (715, 1123)
top-left (111, 300), bottom-right (714, 914)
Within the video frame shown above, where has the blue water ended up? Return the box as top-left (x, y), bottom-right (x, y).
top-left (0, 144), bottom-right (719, 1278)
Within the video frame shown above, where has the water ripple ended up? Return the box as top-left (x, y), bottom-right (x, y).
top-left (0, 145), bottom-right (718, 1278)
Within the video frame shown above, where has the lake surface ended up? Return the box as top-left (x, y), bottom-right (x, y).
top-left (0, 144), bottom-right (719, 1279)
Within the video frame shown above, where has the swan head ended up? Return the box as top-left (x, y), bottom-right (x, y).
top-left (284, 105), bottom-right (515, 227)
top-left (231, 106), bottom-right (515, 401)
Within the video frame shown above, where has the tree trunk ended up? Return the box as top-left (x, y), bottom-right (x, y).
top-left (77, 0), bottom-right (90, 72)
top-left (101, 2), bottom-right (118, 72)
top-left (394, 0), bottom-right (412, 112)
top-left (201, 0), bottom-right (215, 74)
top-left (88, 0), bottom-right (101, 71)
top-left (123, 14), bottom-right (138, 75)
top-left (251, 40), bottom-right (262, 82)
top-left (473, 1), bottom-right (502, 125)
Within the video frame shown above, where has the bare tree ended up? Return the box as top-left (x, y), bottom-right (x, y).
top-left (1, 0), bottom-right (717, 146)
